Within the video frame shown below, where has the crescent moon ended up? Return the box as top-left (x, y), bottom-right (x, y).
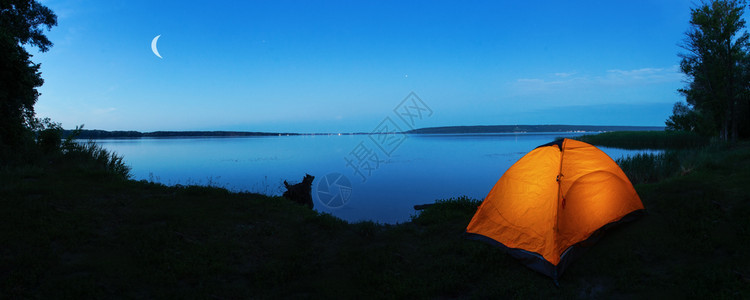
top-left (151, 35), bottom-right (162, 59)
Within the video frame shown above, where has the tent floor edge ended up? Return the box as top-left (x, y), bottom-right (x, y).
top-left (556, 209), bottom-right (647, 277)
top-left (464, 209), bottom-right (645, 281)
top-left (464, 232), bottom-right (558, 280)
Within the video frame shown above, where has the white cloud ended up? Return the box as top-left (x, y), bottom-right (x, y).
top-left (554, 72), bottom-right (576, 78)
top-left (92, 107), bottom-right (116, 115)
top-left (516, 78), bottom-right (546, 84)
top-left (607, 68), bottom-right (663, 76)
top-left (604, 66), bottom-right (682, 82)
top-left (501, 65), bottom-right (686, 110)
top-left (512, 66), bottom-right (683, 93)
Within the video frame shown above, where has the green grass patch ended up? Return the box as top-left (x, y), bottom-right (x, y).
top-left (1, 141), bottom-right (749, 298)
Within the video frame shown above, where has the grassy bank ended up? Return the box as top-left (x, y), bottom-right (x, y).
top-left (578, 130), bottom-right (710, 149)
top-left (1, 138), bottom-right (749, 298)
top-left (613, 143), bottom-right (729, 184)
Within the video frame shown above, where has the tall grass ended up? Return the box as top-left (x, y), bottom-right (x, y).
top-left (616, 152), bottom-right (677, 184)
top-left (62, 140), bottom-right (131, 179)
top-left (615, 143), bottom-right (724, 184)
top-left (2, 123), bottom-right (131, 180)
top-left (578, 131), bottom-right (709, 149)
top-left (578, 130), bottom-right (720, 184)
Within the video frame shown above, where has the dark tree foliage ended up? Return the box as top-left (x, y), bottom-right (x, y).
top-left (0, 0), bottom-right (57, 161)
top-left (666, 102), bottom-right (703, 132)
top-left (672, 0), bottom-right (750, 140)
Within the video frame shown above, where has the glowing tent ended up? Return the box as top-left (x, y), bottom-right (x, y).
top-left (466, 138), bottom-right (644, 280)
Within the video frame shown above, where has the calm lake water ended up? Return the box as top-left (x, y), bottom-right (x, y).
top-left (95, 133), bottom-right (655, 224)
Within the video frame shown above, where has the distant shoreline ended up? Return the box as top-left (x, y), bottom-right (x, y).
top-left (63, 125), bottom-right (665, 139)
top-left (405, 125), bottom-right (664, 134)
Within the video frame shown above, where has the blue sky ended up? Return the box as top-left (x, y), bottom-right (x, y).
top-left (31, 0), bottom-right (700, 132)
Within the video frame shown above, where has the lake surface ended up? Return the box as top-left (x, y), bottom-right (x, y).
top-left (95, 133), bottom-right (655, 224)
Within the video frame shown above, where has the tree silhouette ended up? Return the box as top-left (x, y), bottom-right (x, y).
top-left (0, 0), bottom-right (57, 160)
top-left (672, 0), bottom-right (750, 140)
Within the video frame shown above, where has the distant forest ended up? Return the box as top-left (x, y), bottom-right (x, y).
top-left (62, 130), bottom-right (301, 139)
top-left (63, 125), bottom-right (664, 139)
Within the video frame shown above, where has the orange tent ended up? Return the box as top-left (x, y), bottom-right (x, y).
top-left (466, 138), bottom-right (644, 280)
